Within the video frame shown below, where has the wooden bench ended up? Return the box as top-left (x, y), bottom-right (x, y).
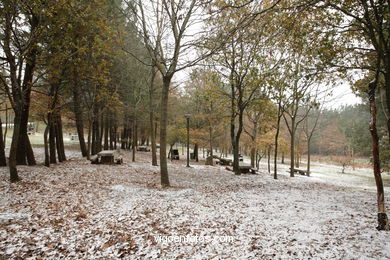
top-left (289, 168), bottom-right (308, 175)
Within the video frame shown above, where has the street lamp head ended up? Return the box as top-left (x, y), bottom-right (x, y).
top-left (184, 114), bottom-right (191, 119)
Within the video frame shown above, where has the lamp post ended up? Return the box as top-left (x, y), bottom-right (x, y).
top-left (184, 114), bottom-right (191, 167)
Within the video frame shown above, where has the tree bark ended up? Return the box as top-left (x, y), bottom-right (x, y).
top-left (209, 126), bottom-right (214, 166)
top-left (104, 110), bottom-right (109, 150)
top-left (274, 103), bottom-right (282, 179)
top-left (290, 120), bottom-right (296, 177)
top-left (368, 79), bottom-right (389, 231)
top-left (306, 138), bottom-right (311, 177)
top-left (9, 107), bottom-right (22, 182)
top-left (44, 123), bottom-right (50, 167)
top-left (4, 104), bottom-right (8, 147)
top-left (159, 77), bottom-right (171, 187)
top-left (48, 113), bottom-right (57, 164)
top-left (55, 113), bottom-right (66, 162)
top-left (0, 118), bottom-right (6, 166)
top-left (132, 120), bottom-right (136, 162)
top-left (194, 143), bottom-right (199, 162)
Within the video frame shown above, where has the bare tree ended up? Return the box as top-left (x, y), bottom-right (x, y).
top-left (130, 0), bottom-right (213, 187)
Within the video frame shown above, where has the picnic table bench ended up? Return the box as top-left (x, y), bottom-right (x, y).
top-left (225, 164), bottom-right (257, 174)
top-left (91, 150), bottom-right (123, 165)
top-left (239, 165), bottom-right (258, 174)
top-left (289, 168), bottom-right (308, 175)
top-left (171, 149), bottom-right (179, 160)
top-left (217, 158), bottom-right (233, 166)
top-left (137, 146), bottom-right (150, 152)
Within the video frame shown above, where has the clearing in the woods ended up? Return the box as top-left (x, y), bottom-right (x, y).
top-left (1, 149), bottom-right (390, 259)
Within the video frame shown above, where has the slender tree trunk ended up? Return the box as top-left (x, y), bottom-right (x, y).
top-left (104, 110), bottom-right (109, 150)
top-left (73, 84), bottom-right (87, 157)
top-left (54, 114), bottom-right (61, 162)
top-left (56, 113), bottom-right (66, 162)
top-left (267, 146), bottom-right (271, 173)
top-left (274, 105), bottom-right (282, 180)
top-left (160, 77), bottom-right (171, 187)
top-left (87, 119), bottom-right (92, 160)
top-left (209, 126), bottom-right (213, 166)
top-left (368, 80), bottom-right (389, 231)
top-left (132, 120), bottom-right (136, 162)
top-left (384, 71), bottom-right (390, 145)
top-left (194, 143), bottom-right (199, 162)
top-left (4, 104), bottom-right (8, 147)
top-left (9, 107), bottom-right (22, 182)
top-left (44, 123), bottom-right (50, 167)
top-left (306, 138), bottom-right (311, 177)
top-left (99, 112), bottom-right (104, 149)
top-left (290, 123), bottom-right (295, 177)
top-left (109, 112), bottom-right (114, 150)
top-left (0, 118), bottom-right (6, 166)
top-left (150, 115), bottom-right (158, 166)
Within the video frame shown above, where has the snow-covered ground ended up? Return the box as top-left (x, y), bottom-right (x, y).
top-left (1, 149), bottom-right (389, 259)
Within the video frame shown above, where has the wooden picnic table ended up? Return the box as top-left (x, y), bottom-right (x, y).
top-left (91, 150), bottom-right (123, 164)
top-left (137, 146), bottom-right (151, 152)
top-left (225, 164), bottom-right (257, 174)
top-left (289, 168), bottom-right (308, 175)
top-left (217, 158), bottom-right (232, 166)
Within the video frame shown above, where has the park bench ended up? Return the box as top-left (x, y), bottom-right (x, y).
top-left (217, 158), bottom-right (232, 166)
top-left (289, 168), bottom-right (308, 175)
top-left (137, 146), bottom-right (150, 152)
top-left (90, 150), bottom-right (123, 165)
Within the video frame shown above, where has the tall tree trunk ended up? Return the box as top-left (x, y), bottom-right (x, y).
top-left (194, 143), bottom-right (199, 162)
top-left (9, 107), bottom-right (22, 182)
top-left (132, 120), bottom-right (136, 162)
top-left (48, 113), bottom-right (57, 164)
top-left (160, 77), bottom-right (171, 187)
top-left (73, 84), bottom-right (87, 157)
top-left (267, 146), bottom-right (271, 173)
top-left (384, 71), bottom-right (390, 145)
top-left (150, 115), bottom-right (158, 166)
top-left (104, 110), bottom-right (109, 150)
top-left (17, 109), bottom-right (36, 166)
top-left (290, 123), bottom-right (295, 177)
top-left (209, 126), bottom-right (213, 166)
top-left (306, 138), bottom-right (311, 177)
top-left (274, 105), bottom-right (282, 179)
top-left (55, 113), bottom-right (66, 162)
top-left (0, 118), bottom-right (6, 166)
top-left (368, 79), bottom-right (389, 231)
top-left (149, 67), bottom-right (158, 166)
top-left (231, 111), bottom-right (243, 175)
top-left (109, 112), bottom-right (114, 150)
top-left (99, 112), bottom-right (104, 149)
top-left (87, 119), bottom-right (92, 160)
top-left (16, 101), bottom-right (29, 165)
top-left (4, 104), bottom-right (8, 147)
top-left (44, 123), bottom-right (50, 167)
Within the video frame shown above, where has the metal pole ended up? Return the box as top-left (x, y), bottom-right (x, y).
top-left (186, 117), bottom-right (190, 167)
